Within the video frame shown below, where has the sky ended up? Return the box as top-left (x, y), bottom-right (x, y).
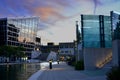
top-left (0, 0), bottom-right (120, 45)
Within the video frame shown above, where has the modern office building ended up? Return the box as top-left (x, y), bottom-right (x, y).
top-left (59, 42), bottom-right (74, 55)
top-left (81, 15), bottom-right (112, 48)
top-left (59, 42), bottom-right (75, 61)
top-left (111, 11), bottom-right (120, 40)
top-left (81, 14), bottom-right (112, 70)
top-left (0, 17), bottom-right (39, 59)
top-left (111, 11), bottom-right (120, 67)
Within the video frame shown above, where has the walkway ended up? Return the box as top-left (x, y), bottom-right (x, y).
top-left (28, 62), bottom-right (107, 80)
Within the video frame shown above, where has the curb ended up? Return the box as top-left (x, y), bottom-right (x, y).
top-left (28, 70), bottom-right (44, 80)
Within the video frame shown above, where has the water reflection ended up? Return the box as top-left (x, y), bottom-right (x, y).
top-left (0, 63), bottom-right (41, 80)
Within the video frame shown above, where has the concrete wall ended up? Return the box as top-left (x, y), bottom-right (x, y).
top-left (84, 48), bottom-right (112, 70)
top-left (79, 50), bottom-right (83, 60)
top-left (112, 40), bottom-right (120, 67)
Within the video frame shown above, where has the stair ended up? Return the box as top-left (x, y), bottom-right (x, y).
top-left (103, 60), bottom-right (112, 69)
top-left (96, 53), bottom-right (112, 68)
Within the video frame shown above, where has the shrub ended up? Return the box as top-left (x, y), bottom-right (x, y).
top-left (106, 66), bottom-right (120, 80)
top-left (75, 60), bottom-right (84, 70)
top-left (67, 59), bottom-right (76, 66)
top-left (67, 56), bottom-right (75, 66)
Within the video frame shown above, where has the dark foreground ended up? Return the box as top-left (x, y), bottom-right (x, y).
top-left (0, 63), bottom-right (41, 80)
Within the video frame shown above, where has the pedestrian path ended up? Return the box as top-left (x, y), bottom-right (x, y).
top-left (28, 62), bottom-right (107, 80)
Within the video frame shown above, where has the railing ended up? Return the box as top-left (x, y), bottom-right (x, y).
top-left (96, 53), bottom-right (112, 68)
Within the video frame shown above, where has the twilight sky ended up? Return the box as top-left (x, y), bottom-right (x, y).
top-left (0, 0), bottom-right (120, 45)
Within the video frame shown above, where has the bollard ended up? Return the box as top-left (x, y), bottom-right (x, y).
top-left (49, 60), bottom-right (52, 69)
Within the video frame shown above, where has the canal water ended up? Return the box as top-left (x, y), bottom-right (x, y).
top-left (0, 63), bottom-right (41, 80)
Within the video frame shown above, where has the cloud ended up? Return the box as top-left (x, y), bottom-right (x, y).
top-left (34, 7), bottom-right (65, 22)
top-left (0, 0), bottom-right (120, 45)
top-left (0, 0), bottom-right (93, 29)
top-left (0, 0), bottom-right (119, 17)
top-left (75, 0), bottom-right (120, 14)
top-left (0, 0), bottom-right (93, 26)
top-left (51, 0), bottom-right (74, 7)
top-left (95, 1), bottom-right (120, 15)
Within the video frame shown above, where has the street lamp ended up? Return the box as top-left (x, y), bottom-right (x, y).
top-left (74, 40), bottom-right (78, 62)
top-left (57, 50), bottom-right (60, 64)
top-left (36, 48), bottom-right (39, 51)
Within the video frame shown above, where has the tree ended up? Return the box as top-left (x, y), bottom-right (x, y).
top-left (0, 45), bottom-right (13, 57)
top-left (13, 46), bottom-right (26, 61)
top-left (0, 45), bottom-right (26, 62)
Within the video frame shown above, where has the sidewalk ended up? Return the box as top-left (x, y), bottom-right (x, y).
top-left (29, 62), bottom-right (107, 80)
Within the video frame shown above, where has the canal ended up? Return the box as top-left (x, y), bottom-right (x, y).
top-left (0, 63), bottom-right (41, 80)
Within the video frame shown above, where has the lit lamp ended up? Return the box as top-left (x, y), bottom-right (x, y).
top-left (25, 57), bottom-right (28, 61)
top-left (37, 48), bottom-right (39, 51)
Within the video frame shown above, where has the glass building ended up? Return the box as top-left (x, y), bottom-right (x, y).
top-left (0, 17), bottom-right (39, 58)
top-left (81, 15), bottom-right (112, 48)
top-left (111, 11), bottom-right (120, 40)
top-left (111, 11), bottom-right (120, 66)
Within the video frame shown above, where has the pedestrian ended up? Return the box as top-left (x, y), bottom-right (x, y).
top-left (49, 59), bottom-right (52, 69)
top-left (57, 60), bottom-right (59, 64)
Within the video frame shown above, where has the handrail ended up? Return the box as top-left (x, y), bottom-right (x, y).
top-left (96, 54), bottom-right (112, 68)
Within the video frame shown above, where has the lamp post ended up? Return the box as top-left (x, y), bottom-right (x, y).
top-left (57, 50), bottom-right (60, 64)
top-left (74, 40), bottom-right (78, 62)
top-left (75, 21), bottom-right (80, 62)
top-left (49, 59), bottom-right (52, 69)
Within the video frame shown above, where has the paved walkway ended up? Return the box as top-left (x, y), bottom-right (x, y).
top-left (28, 62), bottom-right (107, 80)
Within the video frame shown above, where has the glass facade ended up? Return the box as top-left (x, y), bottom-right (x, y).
top-left (111, 11), bottom-right (120, 66)
top-left (0, 17), bottom-right (39, 58)
top-left (0, 18), bottom-right (7, 45)
top-left (103, 16), bottom-right (112, 47)
top-left (7, 17), bottom-right (38, 44)
top-left (111, 11), bottom-right (120, 40)
top-left (81, 15), bottom-right (112, 48)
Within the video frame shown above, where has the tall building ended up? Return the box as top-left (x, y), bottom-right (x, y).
top-left (81, 15), bottom-right (112, 48)
top-left (81, 14), bottom-right (112, 70)
top-left (111, 11), bottom-right (120, 40)
top-left (0, 17), bottom-right (39, 58)
top-left (111, 11), bottom-right (120, 67)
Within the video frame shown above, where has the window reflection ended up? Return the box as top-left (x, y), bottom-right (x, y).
top-left (111, 11), bottom-right (120, 40)
top-left (7, 17), bottom-right (39, 43)
top-left (81, 15), bottom-right (112, 48)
